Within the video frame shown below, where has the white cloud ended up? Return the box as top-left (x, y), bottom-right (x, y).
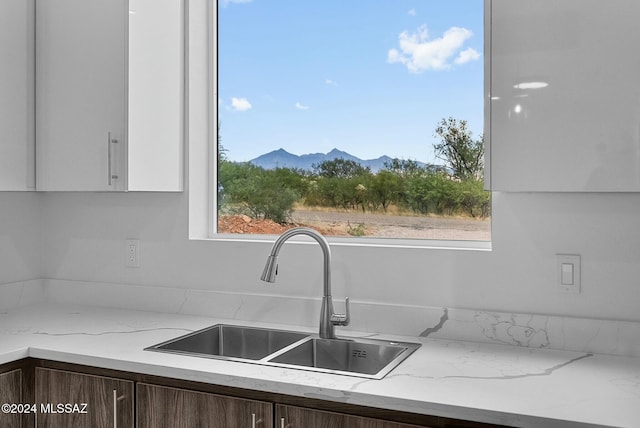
top-left (295, 102), bottom-right (310, 110)
top-left (388, 25), bottom-right (479, 73)
top-left (325, 78), bottom-right (338, 87)
top-left (408, 9), bottom-right (416, 16)
top-left (230, 97), bottom-right (252, 112)
top-left (455, 47), bottom-right (481, 65)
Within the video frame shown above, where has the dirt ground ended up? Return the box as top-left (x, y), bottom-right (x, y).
top-left (219, 207), bottom-right (490, 241)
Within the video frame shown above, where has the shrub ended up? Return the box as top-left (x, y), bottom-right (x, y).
top-left (219, 162), bottom-right (301, 224)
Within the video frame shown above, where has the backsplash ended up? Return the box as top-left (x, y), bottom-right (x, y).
top-left (4, 279), bottom-right (637, 358)
top-left (0, 280), bottom-right (44, 312)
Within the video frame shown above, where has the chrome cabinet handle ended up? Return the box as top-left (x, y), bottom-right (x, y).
top-left (113, 389), bottom-right (117, 428)
top-left (250, 413), bottom-right (264, 427)
top-left (108, 132), bottom-right (119, 186)
top-left (113, 389), bottom-right (125, 428)
top-left (108, 133), bottom-right (112, 185)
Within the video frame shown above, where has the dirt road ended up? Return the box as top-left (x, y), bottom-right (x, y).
top-left (290, 208), bottom-right (490, 241)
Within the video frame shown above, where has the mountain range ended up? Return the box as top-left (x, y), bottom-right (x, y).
top-left (248, 148), bottom-right (423, 173)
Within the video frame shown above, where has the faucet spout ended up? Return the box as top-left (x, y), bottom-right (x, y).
top-left (260, 255), bottom-right (279, 283)
top-left (260, 227), bottom-right (349, 339)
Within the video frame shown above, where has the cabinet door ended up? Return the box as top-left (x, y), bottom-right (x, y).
top-left (0, 0), bottom-right (35, 191)
top-left (0, 369), bottom-right (22, 428)
top-left (488, 0), bottom-right (640, 191)
top-left (127, 0), bottom-right (184, 192)
top-left (35, 367), bottom-right (134, 428)
top-left (276, 404), bottom-right (429, 428)
top-left (137, 383), bottom-right (272, 428)
top-left (36, 0), bottom-right (126, 191)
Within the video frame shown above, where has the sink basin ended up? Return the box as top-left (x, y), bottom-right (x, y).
top-left (145, 324), bottom-right (421, 379)
top-left (145, 324), bottom-right (308, 360)
top-left (270, 337), bottom-right (421, 378)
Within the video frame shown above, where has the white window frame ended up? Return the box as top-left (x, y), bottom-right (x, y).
top-left (189, 0), bottom-right (491, 251)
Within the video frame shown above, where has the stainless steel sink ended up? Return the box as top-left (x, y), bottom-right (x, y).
top-left (270, 337), bottom-right (421, 378)
top-left (145, 324), bottom-right (308, 360)
top-left (145, 324), bottom-right (421, 379)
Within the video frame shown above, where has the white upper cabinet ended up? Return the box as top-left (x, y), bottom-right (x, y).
top-left (128, 0), bottom-right (183, 191)
top-left (36, 0), bottom-right (183, 192)
top-left (487, 0), bottom-right (640, 191)
top-left (0, 0), bottom-right (35, 191)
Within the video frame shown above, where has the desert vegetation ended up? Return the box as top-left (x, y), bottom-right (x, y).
top-left (217, 118), bottom-right (491, 237)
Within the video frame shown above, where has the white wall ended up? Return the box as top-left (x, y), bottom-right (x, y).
top-left (40, 190), bottom-right (640, 322)
top-left (0, 193), bottom-right (41, 284)
top-left (10, 0), bottom-right (640, 327)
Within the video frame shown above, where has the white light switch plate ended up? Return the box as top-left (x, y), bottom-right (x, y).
top-left (556, 254), bottom-right (580, 293)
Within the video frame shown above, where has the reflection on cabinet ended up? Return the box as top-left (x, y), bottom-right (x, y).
top-left (0, 369), bottom-right (22, 428)
top-left (35, 367), bottom-right (134, 428)
top-left (487, 0), bottom-right (640, 191)
top-left (137, 383), bottom-right (273, 428)
top-left (36, 0), bottom-right (183, 192)
top-left (276, 404), bottom-right (428, 428)
top-left (0, 0), bottom-right (35, 191)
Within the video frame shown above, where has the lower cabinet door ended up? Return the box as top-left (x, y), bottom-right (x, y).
top-left (35, 367), bottom-right (134, 428)
top-left (276, 404), bottom-right (431, 428)
top-left (137, 383), bottom-right (273, 428)
top-left (0, 369), bottom-right (22, 428)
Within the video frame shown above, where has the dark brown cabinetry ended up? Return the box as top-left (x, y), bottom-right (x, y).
top-left (276, 404), bottom-right (429, 428)
top-left (0, 369), bottom-right (23, 428)
top-left (35, 367), bottom-right (134, 428)
top-left (0, 359), bottom-right (505, 428)
top-left (137, 383), bottom-right (273, 428)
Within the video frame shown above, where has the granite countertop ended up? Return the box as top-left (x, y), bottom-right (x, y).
top-left (1, 303), bottom-right (639, 427)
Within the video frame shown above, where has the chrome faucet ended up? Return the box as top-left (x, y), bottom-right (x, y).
top-left (260, 227), bottom-right (350, 339)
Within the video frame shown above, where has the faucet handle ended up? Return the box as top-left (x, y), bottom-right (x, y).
top-left (331, 297), bottom-right (350, 326)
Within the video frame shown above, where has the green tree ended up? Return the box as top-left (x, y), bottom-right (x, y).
top-left (309, 159), bottom-right (374, 211)
top-left (313, 158), bottom-right (371, 179)
top-left (433, 117), bottom-right (484, 180)
top-left (407, 172), bottom-right (459, 215)
top-left (383, 158), bottom-right (423, 177)
top-left (314, 176), bottom-right (363, 210)
top-left (218, 162), bottom-right (301, 224)
top-left (458, 179), bottom-right (492, 218)
top-left (369, 170), bottom-right (402, 212)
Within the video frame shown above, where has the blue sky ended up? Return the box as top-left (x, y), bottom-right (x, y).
top-left (217, 0), bottom-right (484, 164)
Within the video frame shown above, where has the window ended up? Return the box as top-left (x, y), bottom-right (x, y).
top-left (214, 0), bottom-right (489, 242)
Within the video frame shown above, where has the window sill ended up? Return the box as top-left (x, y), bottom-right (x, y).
top-left (195, 233), bottom-right (492, 251)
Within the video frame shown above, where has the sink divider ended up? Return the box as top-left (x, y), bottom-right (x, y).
top-left (259, 336), bottom-right (313, 362)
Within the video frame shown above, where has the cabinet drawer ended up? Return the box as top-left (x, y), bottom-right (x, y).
top-left (137, 383), bottom-right (273, 428)
top-left (35, 367), bottom-right (134, 428)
